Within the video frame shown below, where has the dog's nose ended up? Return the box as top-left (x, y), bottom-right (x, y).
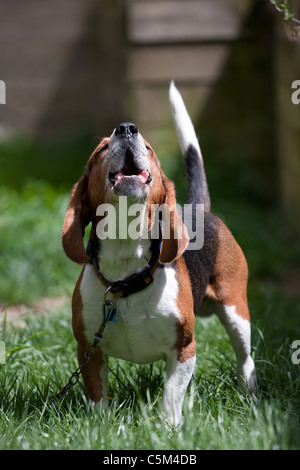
top-left (115, 122), bottom-right (138, 139)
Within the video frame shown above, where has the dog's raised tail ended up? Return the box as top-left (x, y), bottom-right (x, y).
top-left (169, 81), bottom-right (210, 212)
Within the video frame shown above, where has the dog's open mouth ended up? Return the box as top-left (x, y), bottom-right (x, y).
top-left (108, 149), bottom-right (152, 187)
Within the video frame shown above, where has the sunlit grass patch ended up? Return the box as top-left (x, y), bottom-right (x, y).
top-left (0, 298), bottom-right (299, 450)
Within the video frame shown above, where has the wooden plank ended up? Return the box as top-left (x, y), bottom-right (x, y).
top-left (128, 44), bottom-right (229, 82)
top-left (128, 0), bottom-right (253, 44)
top-left (0, 0), bottom-right (128, 139)
top-left (0, 0), bottom-right (89, 135)
top-left (0, 0), bottom-right (86, 41)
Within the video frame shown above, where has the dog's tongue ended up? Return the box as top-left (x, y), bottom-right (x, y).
top-left (137, 170), bottom-right (149, 183)
top-left (115, 170), bottom-right (149, 184)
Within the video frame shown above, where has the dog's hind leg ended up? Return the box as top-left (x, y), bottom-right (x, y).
top-left (200, 297), bottom-right (256, 390)
top-left (214, 302), bottom-right (256, 390)
top-left (204, 220), bottom-right (257, 391)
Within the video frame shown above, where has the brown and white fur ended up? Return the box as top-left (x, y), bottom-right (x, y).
top-left (62, 82), bottom-right (256, 426)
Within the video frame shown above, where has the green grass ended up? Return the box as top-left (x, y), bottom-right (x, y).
top-left (0, 301), bottom-right (299, 450)
top-left (0, 180), bottom-right (77, 304)
top-left (0, 179), bottom-right (300, 450)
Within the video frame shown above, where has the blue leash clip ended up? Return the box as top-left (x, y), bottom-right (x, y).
top-left (103, 296), bottom-right (118, 324)
top-left (105, 304), bottom-right (118, 324)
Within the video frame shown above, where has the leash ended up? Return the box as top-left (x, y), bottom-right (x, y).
top-left (50, 287), bottom-right (117, 401)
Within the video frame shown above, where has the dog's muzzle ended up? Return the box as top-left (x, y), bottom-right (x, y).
top-left (107, 122), bottom-right (152, 197)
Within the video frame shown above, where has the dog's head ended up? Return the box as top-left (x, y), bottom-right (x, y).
top-left (62, 122), bottom-right (189, 265)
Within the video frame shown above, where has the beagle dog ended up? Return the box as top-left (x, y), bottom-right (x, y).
top-left (62, 82), bottom-right (256, 425)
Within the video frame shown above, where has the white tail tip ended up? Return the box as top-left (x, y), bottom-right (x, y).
top-left (169, 81), bottom-right (202, 160)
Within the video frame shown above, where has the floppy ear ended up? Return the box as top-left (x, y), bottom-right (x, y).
top-left (62, 174), bottom-right (91, 264)
top-left (159, 175), bottom-right (190, 264)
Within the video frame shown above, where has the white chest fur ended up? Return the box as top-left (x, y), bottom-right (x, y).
top-left (80, 264), bottom-right (180, 364)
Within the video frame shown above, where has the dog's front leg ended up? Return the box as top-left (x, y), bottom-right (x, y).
top-left (77, 345), bottom-right (109, 408)
top-left (162, 347), bottom-right (196, 427)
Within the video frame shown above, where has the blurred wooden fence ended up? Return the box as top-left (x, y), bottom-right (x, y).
top-left (0, 0), bottom-right (299, 234)
top-left (126, 0), bottom-right (253, 138)
top-left (0, 0), bottom-right (254, 140)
